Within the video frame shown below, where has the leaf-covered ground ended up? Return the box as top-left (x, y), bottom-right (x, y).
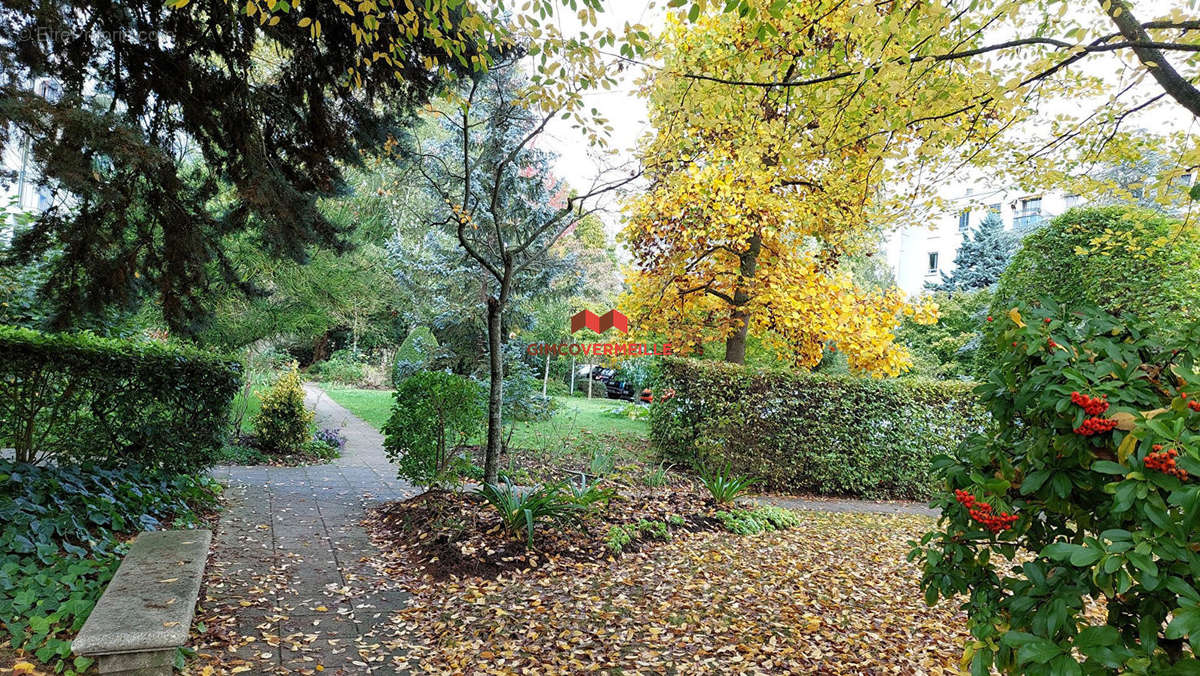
top-left (363, 509), bottom-right (970, 674)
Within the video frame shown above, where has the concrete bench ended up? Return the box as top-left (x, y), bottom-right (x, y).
top-left (72, 530), bottom-right (212, 675)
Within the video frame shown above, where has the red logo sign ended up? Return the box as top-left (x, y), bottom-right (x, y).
top-left (570, 309), bottom-right (628, 335)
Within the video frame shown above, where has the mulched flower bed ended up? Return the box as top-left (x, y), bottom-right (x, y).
top-left (364, 483), bottom-right (721, 581)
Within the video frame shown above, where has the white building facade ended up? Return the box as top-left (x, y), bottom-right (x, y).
top-left (883, 186), bottom-right (1080, 296)
top-left (2, 78), bottom-right (60, 244)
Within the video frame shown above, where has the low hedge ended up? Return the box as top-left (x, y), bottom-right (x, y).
top-left (0, 326), bottom-right (242, 472)
top-left (651, 357), bottom-right (984, 500)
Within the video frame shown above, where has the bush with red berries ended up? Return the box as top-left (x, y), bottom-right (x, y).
top-left (911, 302), bottom-right (1200, 674)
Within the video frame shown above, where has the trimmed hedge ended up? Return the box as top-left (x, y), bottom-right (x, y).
top-left (651, 357), bottom-right (983, 500)
top-left (0, 326), bottom-right (241, 471)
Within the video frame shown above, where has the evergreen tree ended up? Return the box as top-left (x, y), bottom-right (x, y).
top-left (933, 211), bottom-right (1017, 292)
top-left (0, 1), bottom-right (491, 334)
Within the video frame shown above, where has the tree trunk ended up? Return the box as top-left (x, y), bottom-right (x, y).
top-left (587, 358), bottom-right (593, 399)
top-left (569, 355), bottom-right (576, 394)
top-left (542, 350), bottom-right (550, 396)
top-left (724, 233), bottom-right (763, 365)
top-left (483, 298), bottom-right (505, 485)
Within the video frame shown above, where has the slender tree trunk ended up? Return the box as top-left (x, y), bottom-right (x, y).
top-left (569, 355), bottom-right (576, 394)
top-left (483, 297), bottom-right (505, 485)
top-left (587, 358), bottom-right (594, 399)
top-left (542, 350), bottom-right (550, 396)
top-left (724, 232), bottom-right (763, 365)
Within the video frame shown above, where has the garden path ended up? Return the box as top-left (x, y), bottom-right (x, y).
top-left (205, 385), bottom-right (418, 674)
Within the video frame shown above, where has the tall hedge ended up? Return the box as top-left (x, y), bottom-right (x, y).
top-left (991, 206), bottom-right (1200, 331)
top-left (652, 357), bottom-right (983, 499)
top-left (0, 326), bottom-right (241, 471)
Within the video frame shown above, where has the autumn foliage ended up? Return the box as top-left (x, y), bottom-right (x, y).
top-left (620, 1), bottom-right (1009, 375)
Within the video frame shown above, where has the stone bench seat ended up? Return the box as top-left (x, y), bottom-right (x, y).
top-left (72, 530), bottom-right (212, 675)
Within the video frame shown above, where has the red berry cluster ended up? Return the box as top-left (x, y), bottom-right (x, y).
top-left (1075, 417), bottom-right (1119, 436)
top-left (1146, 445), bottom-right (1189, 480)
top-left (1047, 338), bottom-right (1059, 349)
top-left (1071, 391), bottom-right (1109, 416)
top-left (1189, 401), bottom-right (1200, 413)
top-left (954, 489), bottom-right (1018, 533)
top-left (1070, 391), bottom-right (1116, 435)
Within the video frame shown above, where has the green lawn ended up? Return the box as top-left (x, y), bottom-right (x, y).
top-left (317, 384), bottom-right (649, 449)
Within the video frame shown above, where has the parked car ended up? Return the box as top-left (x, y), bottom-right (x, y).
top-left (576, 365), bottom-right (636, 401)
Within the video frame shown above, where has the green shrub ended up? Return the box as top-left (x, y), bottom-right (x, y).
top-left (652, 357), bottom-right (982, 500)
top-left (383, 371), bottom-right (485, 485)
top-left (912, 302), bottom-right (1200, 674)
top-left (253, 366), bottom-right (314, 454)
top-left (307, 349), bottom-right (367, 385)
top-left (991, 206), bottom-right (1200, 335)
top-left (392, 326), bottom-right (439, 385)
top-left (0, 461), bottom-right (220, 672)
top-left (0, 325), bottom-right (241, 471)
top-left (897, 288), bottom-right (993, 380)
top-left (716, 505), bottom-right (802, 535)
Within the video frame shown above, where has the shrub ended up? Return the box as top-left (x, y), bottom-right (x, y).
top-left (253, 366), bottom-right (314, 454)
top-left (716, 505), bottom-right (802, 535)
top-left (214, 443), bottom-right (269, 465)
top-left (503, 349), bottom-right (556, 424)
top-left (652, 357), bottom-right (982, 499)
top-left (0, 325), bottom-right (241, 471)
top-left (307, 349), bottom-right (367, 385)
top-left (897, 288), bottom-right (993, 380)
top-left (392, 326), bottom-right (439, 385)
top-left (478, 479), bottom-right (585, 548)
top-left (991, 206), bottom-right (1200, 337)
top-left (699, 464), bottom-right (758, 504)
top-left (0, 461), bottom-right (220, 672)
top-left (912, 302), bottom-right (1200, 674)
top-left (383, 371), bottom-right (485, 485)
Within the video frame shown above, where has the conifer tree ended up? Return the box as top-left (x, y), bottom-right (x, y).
top-left (933, 211), bottom-right (1017, 292)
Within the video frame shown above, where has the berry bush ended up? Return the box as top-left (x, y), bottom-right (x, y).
top-left (912, 301), bottom-right (1200, 674)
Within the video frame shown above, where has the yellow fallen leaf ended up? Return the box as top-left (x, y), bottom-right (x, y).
top-left (239, 600), bottom-right (252, 607)
top-left (316, 666), bottom-right (324, 672)
top-left (158, 578), bottom-right (179, 583)
top-left (231, 667), bottom-right (252, 673)
top-left (13, 662), bottom-right (36, 675)
top-left (163, 621), bottom-right (179, 627)
top-left (1008, 307), bottom-right (1025, 328)
top-left (315, 605), bottom-right (328, 612)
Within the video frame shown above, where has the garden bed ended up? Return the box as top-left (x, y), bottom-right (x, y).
top-left (365, 483), bottom-right (718, 581)
top-left (359, 505), bottom-right (970, 673)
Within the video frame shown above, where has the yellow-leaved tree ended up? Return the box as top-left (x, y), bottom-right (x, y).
top-left (621, 1), bottom-right (1030, 375)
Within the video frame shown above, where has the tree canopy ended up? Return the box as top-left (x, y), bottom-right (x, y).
top-left (0, 0), bottom-right (489, 334)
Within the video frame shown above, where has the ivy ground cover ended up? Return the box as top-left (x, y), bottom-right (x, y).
top-left (361, 510), bottom-right (969, 673)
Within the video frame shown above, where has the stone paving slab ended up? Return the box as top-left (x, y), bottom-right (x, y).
top-left (207, 385), bottom-right (419, 673)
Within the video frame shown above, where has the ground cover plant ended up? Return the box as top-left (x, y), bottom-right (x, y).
top-left (0, 461), bottom-right (220, 674)
top-left (915, 302), bottom-right (1200, 673)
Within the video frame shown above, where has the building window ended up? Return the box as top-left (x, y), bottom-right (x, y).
top-left (988, 203), bottom-right (1001, 214)
top-left (927, 252), bottom-right (939, 275)
top-left (1013, 196), bottom-right (1044, 231)
top-left (958, 210), bottom-right (970, 232)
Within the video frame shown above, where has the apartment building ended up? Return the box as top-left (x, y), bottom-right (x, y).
top-left (883, 186), bottom-right (1079, 296)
